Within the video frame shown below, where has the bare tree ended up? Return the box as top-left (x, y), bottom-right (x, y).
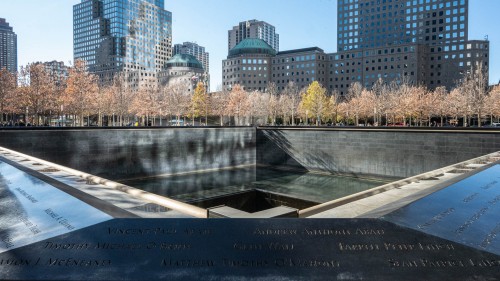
top-left (0, 68), bottom-right (16, 123)
top-left (432, 86), bottom-right (448, 126)
top-left (459, 64), bottom-right (488, 126)
top-left (18, 64), bottom-right (54, 125)
top-left (266, 82), bottom-right (279, 125)
top-left (485, 85), bottom-right (500, 123)
top-left (226, 84), bottom-right (249, 126)
top-left (165, 81), bottom-right (190, 126)
top-left (210, 87), bottom-right (229, 126)
top-left (445, 88), bottom-right (465, 126)
top-left (282, 81), bottom-right (301, 125)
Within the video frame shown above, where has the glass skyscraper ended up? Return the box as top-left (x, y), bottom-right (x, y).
top-left (73, 0), bottom-right (172, 87)
top-left (0, 18), bottom-right (17, 73)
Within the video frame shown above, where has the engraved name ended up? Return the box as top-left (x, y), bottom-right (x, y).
top-left (0, 258), bottom-right (33, 266)
top-left (108, 228), bottom-right (176, 235)
top-left (233, 242), bottom-right (294, 251)
top-left (253, 228), bottom-right (297, 235)
top-left (162, 259), bottom-right (215, 267)
top-left (463, 193), bottom-right (479, 203)
top-left (303, 228), bottom-right (351, 235)
top-left (338, 242), bottom-right (454, 251)
top-left (1, 235), bottom-right (14, 249)
top-left (44, 209), bottom-right (75, 230)
top-left (222, 259), bottom-right (269, 267)
top-left (14, 187), bottom-right (38, 203)
top-left (480, 180), bottom-right (498, 190)
top-left (389, 258), bottom-right (465, 268)
top-left (46, 258), bottom-right (111, 267)
top-left (480, 223), bottom-right (500, 249)
top-left (275, 258), bottom-right (340, 268)
top-left (417, 208), bottom-right (455, 230)
top-left (469, 259), bottom-right (500, 267)
top-left (456, 207), bottom-right (489, 235)
top-left (45, 242), bottom-right (90, 250)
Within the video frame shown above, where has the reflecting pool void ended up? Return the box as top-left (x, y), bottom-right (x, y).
top-left (120, 167), bottom-right (393, 209)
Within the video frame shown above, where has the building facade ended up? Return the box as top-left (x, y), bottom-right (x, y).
top-left (73, 0), bottom-right (172, 88)
top-left (173, 42), bottom-right (209, 73)
top-left (223, 1), bottom-right (489, 96)
top-left (272, 48), bottom-right (329, 91)
top-left (34, 61), bottom-right (69, 86)
top-left (223, 39), bottom-right (329, 92)
top-left (330, 0), bottom-right (489, 93)
top-left (228, 20), bottom-right (279, 53)
top-left (223, 39), bottom-right (274, 92)
top-left (0, 18), bottom-right (17, 73)
top-left (158, 54), bottom-right (207, 92)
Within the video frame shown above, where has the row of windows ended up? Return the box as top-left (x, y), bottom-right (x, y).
top-left (273, 63), bottom-right (317, 70)
top-left (273, 71), bottom-right (317, 77)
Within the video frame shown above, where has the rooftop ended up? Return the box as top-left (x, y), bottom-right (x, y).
top-left (228, 38), bottom-right (277, 58)
top-left (166, 54), bottom-right (203, 69)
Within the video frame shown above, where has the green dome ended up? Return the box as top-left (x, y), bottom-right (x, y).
top-left (229, 38), bottom-right (276, 57)
top-left (166, 54), bottom-right (203, 69)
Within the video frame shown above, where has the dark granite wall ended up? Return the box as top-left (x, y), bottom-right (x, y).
top-left (1, 127), bottom-right (500, 181)
top-left (0, 127), bottom-right (255, 181)
top-left (257, 128), bottom-right (500, 178)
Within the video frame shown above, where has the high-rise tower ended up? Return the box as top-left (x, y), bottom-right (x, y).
top-left (174, 42), bottom-right (209, 72)
top-left (328, 0), bottom-right (488, 93)
top-left (73, 0), bottom-right (172, 88)
top-left (0, 18), bottom-right (17, 73)
top-left (228, 20), bottom-right (279, 53)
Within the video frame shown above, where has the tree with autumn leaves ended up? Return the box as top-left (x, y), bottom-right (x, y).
top-left (3, 59), bottom-right (500, 127)
top-left (190, 82), bottom-right (209, 126)
top-left (64, 60), bottom-right (98, 126)
top-left (299, 81), bottom-right (330, 125)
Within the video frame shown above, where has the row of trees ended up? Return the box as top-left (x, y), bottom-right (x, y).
top-left (1, 61), bottom-right (499, 127)
top-left (0, 60), bottom-right (211, 126)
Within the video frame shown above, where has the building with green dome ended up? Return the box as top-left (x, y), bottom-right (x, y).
top-left (223, 38), bottom-right (274, 92)
top-left (228, 20), bottom-right (279, 53)
top-left (223, 38), bottom-right (328, 92)
top-left (159, 54), bottom-right (209, 91)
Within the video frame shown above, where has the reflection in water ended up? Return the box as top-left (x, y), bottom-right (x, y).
top-left (120, 167), bottom-right (392, 204)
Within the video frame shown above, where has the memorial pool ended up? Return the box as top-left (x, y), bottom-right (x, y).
top-left (119, 167), bottom-right (392, 207)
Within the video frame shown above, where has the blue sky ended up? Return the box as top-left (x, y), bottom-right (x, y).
top-left (1, 0), bottom-right (498, 91)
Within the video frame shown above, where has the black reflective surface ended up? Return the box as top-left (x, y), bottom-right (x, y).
top-left (0, 161), bottom-right (112, 253)
top-left (383, 165), bottom-right (500, 256)
top-left (1, 219), bottom-right (499, 281)
top-left (120, 167), bottom-right (390, 204)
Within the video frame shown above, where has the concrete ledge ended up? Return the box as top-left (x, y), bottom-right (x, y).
top-left (305, 151), bottom-right (500, 218)
top-left (0, 146), bottom-right (207, 218)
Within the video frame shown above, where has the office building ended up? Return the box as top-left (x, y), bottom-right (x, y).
top-left (73, 0), bottom-right (172, 88)
top-left (223, 1), bottom-right (489, 94)
top-left (272, 48), bottom-right (329, 91)
top-left (228, 20), bottom-right (279, 53)
top-left (33, 61), bottom-right (69, 87)
top-left (173, 42), bottom-right (209, 72)
top-left (329, 0), bottom-right (489, 93)
top-left (223, 39), bottom-right (327, 92)
top-left (0, 18), bottom-right (17, 73)
top-left (223, 38), bottom-right (274, 92)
